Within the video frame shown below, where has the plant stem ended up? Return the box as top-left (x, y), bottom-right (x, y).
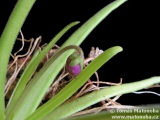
top-left (0, 0), bottom-right (35, 119)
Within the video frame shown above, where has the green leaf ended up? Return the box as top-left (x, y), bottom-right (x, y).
top-left (5, 21), bottom-right (79, 117)
top-left (5, 49), bottom-right (40, 112)
top-left (0, 0), bottom-right (36, 119)
top-left (42, 77), bottom-right (160, 120)
top-left (61, 0), bottom-right (127, 48)
top-left (6, 22), bottom-right (78, 119)
top-left (26, 46), bottom-right (123, 120)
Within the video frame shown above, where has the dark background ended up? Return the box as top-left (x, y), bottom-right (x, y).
top-left (0, 1), bottom-right (160, 105)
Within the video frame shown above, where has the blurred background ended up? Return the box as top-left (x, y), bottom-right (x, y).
top-left (0, 0), bottom-right (160, 105)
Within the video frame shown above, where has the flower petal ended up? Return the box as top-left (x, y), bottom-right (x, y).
top-left (68, 64), bottom-right (81, 77)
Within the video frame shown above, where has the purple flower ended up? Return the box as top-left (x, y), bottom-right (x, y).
top-left (66, 54), bottom-right (82, 77)
top-left (68, 64), bottom-right (81, 77)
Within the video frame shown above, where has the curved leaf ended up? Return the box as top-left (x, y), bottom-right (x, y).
top-left (42, 77), bottom-right (160, 120)
top-left (26, 46), bottom-right (123, 120)
top-left (5, 21), bottom-right (80, 119)
top-left (0, 1), bottom-right (36, 119)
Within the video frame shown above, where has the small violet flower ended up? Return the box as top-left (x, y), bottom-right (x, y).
top-left (66, 53), bottom-right (83, 77)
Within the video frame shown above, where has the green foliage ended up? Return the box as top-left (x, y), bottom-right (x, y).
top-left (0, 1), bottom-right (36, 119)
top-left (5, 22), bottom-right (80, 117)
top-left (0, 0), bottom-right (159, 120)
